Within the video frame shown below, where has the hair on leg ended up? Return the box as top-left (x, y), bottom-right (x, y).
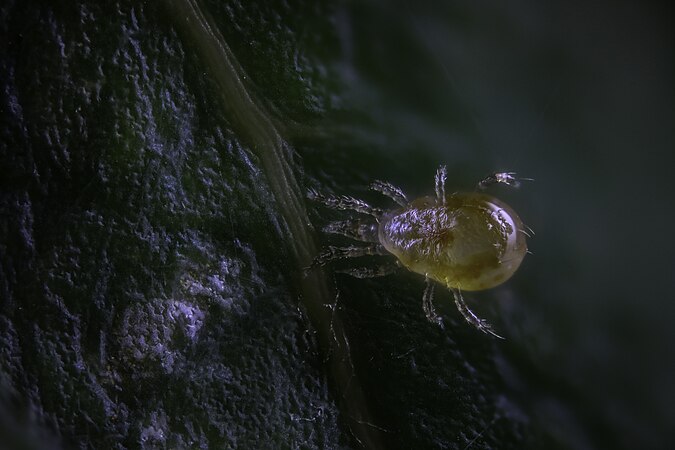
top-left (435, 165), bottom-right (447, 206)
top-left (307, 188), bottom-right (383, 217)
top-left (452, 288), bottom-right (504, 339)
top-left (477, 172), bottom-right (533, 190)
top-left (422, 276), bottom-right (443, 327)
top-left (335, 263), bottom-right (400, 279)
top-left (370, 180), bottom-right (408, 206)
top-left (322, 219), bottom-right (380, 243)
top-left (308, 244), bottom-right (388, 269)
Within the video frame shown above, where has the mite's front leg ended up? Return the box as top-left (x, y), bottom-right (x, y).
top-left (322, 219), bottom-right (380, 243)
top-left (477, 172), bottom-right (533, 190)
top-left (336, 263), bottom-right (400, 279)
top-left (370, 180), bottom-right (408, 206)
top-left (307, 188), bottom-right (383, 217)
top-left (434, 165), bottom-right (447, 206)
top-left (308, 244), bottom-right (388, 269)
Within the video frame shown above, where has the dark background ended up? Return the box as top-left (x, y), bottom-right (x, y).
top-left (1, 0), bottom-right (673, 449)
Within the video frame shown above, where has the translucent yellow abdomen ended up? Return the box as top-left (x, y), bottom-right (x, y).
top-left (378, 193), bottom-right (527, 291)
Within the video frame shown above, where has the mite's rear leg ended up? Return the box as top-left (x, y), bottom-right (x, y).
top-left (422, 276), bottom-right (444, 327)
top-left (323, 219), bottom-right (380, 243)
top-left (452, 288), bottom-right (504, 339)
top-left (308, 244), bottom-right (388, 269)
top-left (370, 180), bottom-right (408, 206)
top-left (336, 262), bottom-right (400, 279)
top-left (307, 188), bottom-right (383, 217)
top-left (477, 172), bottom-right (533, 190)
top-left (435, 165), bottom-right (447, 206)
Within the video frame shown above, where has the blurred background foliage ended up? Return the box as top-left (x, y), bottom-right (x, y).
top-left (1, 0), bottom-right (673, 449)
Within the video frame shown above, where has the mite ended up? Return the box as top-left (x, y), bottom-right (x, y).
top-left (308, 166), bottom-right (530, 338)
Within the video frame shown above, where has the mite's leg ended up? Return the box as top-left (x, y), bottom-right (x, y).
top-left (435, 165), bottom-right (447, 206)
top-left (336, 263), bottom-right (400, 279)
top-left (452, 288), bottom-right (504, 339)
top-left (309, 244), bottom-right (388, 269)
top-left (307, 188), bottom-right (382, 217)
top-left (370, 180), bottom-right (408, 206)
top-left (323, 219), bottom-right (380, 243)
top-left (422, 276), bottom-right (444, 327)
top-left (477, 172), bottom-right (533, 190)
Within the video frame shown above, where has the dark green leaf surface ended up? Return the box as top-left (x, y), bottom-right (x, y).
top-left (1, 1), bottom-right (673, 449)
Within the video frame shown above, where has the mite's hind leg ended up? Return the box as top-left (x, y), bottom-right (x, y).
top-left (336, 262), bottom-right (400, 279)
top-left (451, 289), bottom-right (504, 339)
top-left (370, 180), bottom-right (408, 206)
top-left (323, 219), bottom-right (379, 243)
top-left (422, 276), bottom-right (443, 327)
top-left (309, 244), bottom-right (388, 269)
top-left (307, 188), bottom-right (383, 217)
top-left (477, 172), bottom-right (533, 190)
top-left (435, 165), bottom-right (447, 206)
